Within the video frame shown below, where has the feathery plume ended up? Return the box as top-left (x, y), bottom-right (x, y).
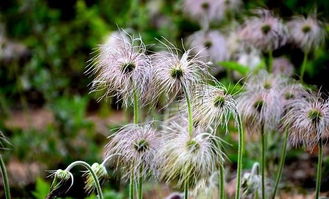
top-left (149, 42), bottom-right (210, 105)
top-left (287, 15), bottom-right (325, 52)
top-left (187, 30), bottom-right (229, 71)
top-left (237, 71), bottom-right (287, 133)
top-left (281, 92), bottom-right (329, 147)
top-left (183, 0), bottom-right (223, 27)
top-left (239, 10), bottom-right (288, 52)
top-left (156, 119), bottom-right (224, 189)
top-left (88, 30), bottom-right (152, 106)
top-left (272, 57), bottom-right (294, 76)
top-left (104, 123), bottom-right (160, 181)
top-left (191, 82), bottom-right (238, 131)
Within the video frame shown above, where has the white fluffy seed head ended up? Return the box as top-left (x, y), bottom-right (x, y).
top-left (237, 71), bottom-right (287, 133)
top-left (88, 30), bottom-right (152, 106)
top-left (104, 123), bottom-right (160, 181)
top-left (219, 0), bottom-right (242, 13)
top-left (287, 15), bottom-right (325, 52)
top-left (183, 0), bottom-right (223, 27)
top-left (239, 10), bottom-right (288, 52)
top-left (281, 92), bottom-right (329, 147)
top-left (187, 30), bottom-right (229, 73)
top-left (272, 57), bottom-right (294, 76)
top-left (148, 44), bottom-right (210, 106)
top-left (279, 82), bottom-right (308, 107)
top-left (191, 82), bottom-right (238, 132)
top-left (156, 119), bottom-right (224, 189)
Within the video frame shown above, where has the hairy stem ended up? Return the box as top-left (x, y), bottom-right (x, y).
top-left (184, 180), bottom-right (189, 199)
top-left (0, 155), bottom-right (10, 199)
top-left (133, 88), bottom-right (139, 124)
top-left (315, 139), bottom-right (323, 199)
top-left (129, 172), bottom-right (134, 199)
top-left (235, 115), bottom-right (244, 199)
top-left (219, 165), bottom-right (225, 199)
top-left (271, 130), bottom-right (288, 199)
top-left (182, 85), bottom-right (193, 137)
top-left (261, 126), bottom-right (266, 199)
top-left (65, 161), bottom-right (103, 199)
top-left (138, 168), bottom-right (143, 199)
top-left (300, 52), bottom-right (308, 82)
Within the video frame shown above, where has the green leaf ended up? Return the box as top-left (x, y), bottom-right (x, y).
top-left (32, 178), bottom-right (51, 199)
top-left (218, 61), bottom-right (250, 75)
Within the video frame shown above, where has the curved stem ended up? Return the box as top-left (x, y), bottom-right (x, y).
top-left (219, 165), bottom-right (225, 199)
top-left (184, 180), bottom-right (189, 199)
top-left (0, 155), bottom-right (10, 199)
top-left (182, 85), bottom-right (193, 137)
top-left (65, 161), bottom-right (103, 199)
top-left (261, 126), bottom-right (266, 199)
top-left (235, 115), bottom-right (244, 199)
top-left (300, 52), bottom-right (308, 82)
top-left (315, 139), bottom-right (323, 199)
top-left (271, 130), bottom-right (288, 199)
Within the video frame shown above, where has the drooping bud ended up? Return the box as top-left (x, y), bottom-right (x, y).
top-left (84, 163), bottom-right (108, 193)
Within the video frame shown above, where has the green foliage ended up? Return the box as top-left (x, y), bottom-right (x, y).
top-left (32, 178), bottom-right (51, 199)
top-left (218, 61), bottom-right (250, 75)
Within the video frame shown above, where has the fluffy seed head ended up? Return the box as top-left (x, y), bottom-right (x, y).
top-left (156, 120), bottom-right (224, 189)
top-left (272, 57), bottom-right (294, 76)
top-left (83, 162), bottom-right (108, 194)
top-left (88, 31), bottom-right (152, 106)
top-left (237, 71), bottom-right (286, 133)
top-left (187, 30), bottom-right (229, 73)
top-left (149, 43), bottom-right (210, 106)
top-left (104, 123), bottom-right (160, 181)
top-left (281, 92), bottom-right (329, 147)
top-left (279, 83), bottom-right (308, 107)
top-left (239, 10), bottom-right (288, 52)
top-left (183, 0), bottom-right (223, 27)
top-left (191, 82), bottom-right (238, 131)
top-left (220, 0), bottom-right (242, 13)
top-left (287, 15), bottom-right (325, 52)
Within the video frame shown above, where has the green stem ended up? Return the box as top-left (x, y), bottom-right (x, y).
top-left (261, 126), bottom-right (266, 199)
top-left (182, 85), bottom-right (193, 137)
top-left (0, 155), bottom-right (10, 199)
top-left (315, 139), bottom-right (323, 199)
top-left (133, 89), bottom-right (139, 124)
top-left (65, 161), bottom-right (103, 199)
top-left (300, 52), bottom-right (308, 82)
top-left (131, 85), bottom-right (139, 199)
top-left (268, 50), bottom-right (273, 72)
top-left (129, 172), bottom-right (134, 199)
top-left (138, 168), bottom-right (143, 199)
top-left (271, 130), bottom-right (288, 199)
top-left (219, 165), bottom-right (225, 199)
top-left (184, 180), bottom-right (189, 199)
top-left (235, 115), bottom-right (244, 199)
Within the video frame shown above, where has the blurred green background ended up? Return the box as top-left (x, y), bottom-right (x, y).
top-left (1, 0), bottom-right (329, 198)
